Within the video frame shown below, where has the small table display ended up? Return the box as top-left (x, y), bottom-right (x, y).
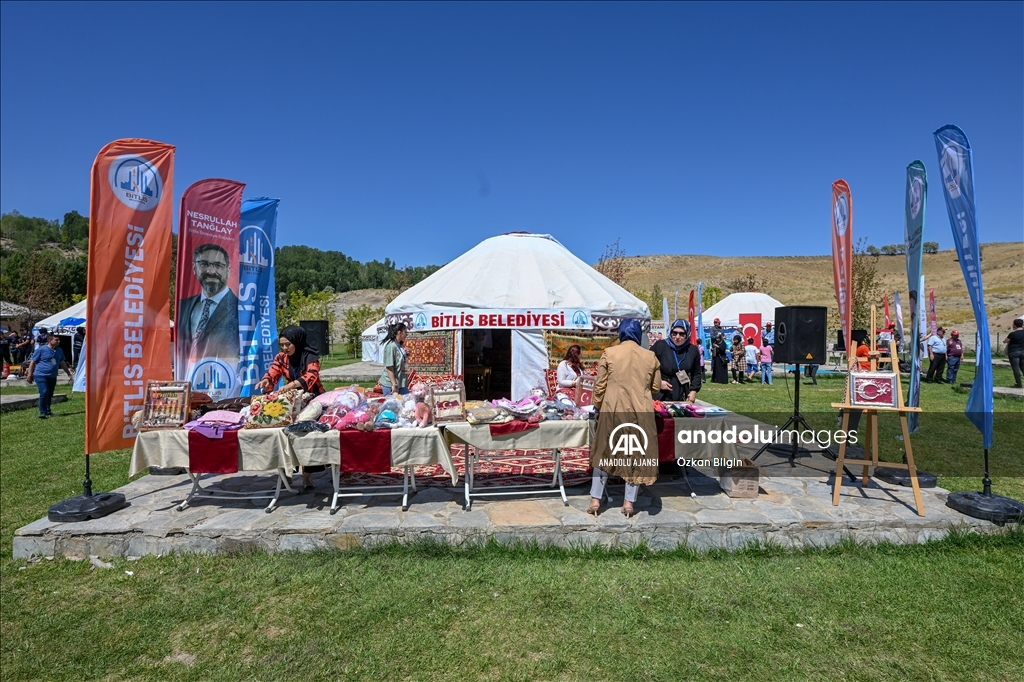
top-left (441, 420), bottom-right (590, 511)
top-left (131, 427), bottom-right (297, 513)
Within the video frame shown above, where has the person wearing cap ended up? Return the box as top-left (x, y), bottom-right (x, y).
top-left (924, 327), bottom-right (947, 383)
top-left (763, 321), bottom-right (775, 345)
top-left (945, 329), bottom-right (964, 384)
top-left (710, 318), bottom-right (724, 341)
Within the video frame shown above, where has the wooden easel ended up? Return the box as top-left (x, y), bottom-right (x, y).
top-left (832, 306), bottom-right (925, 516)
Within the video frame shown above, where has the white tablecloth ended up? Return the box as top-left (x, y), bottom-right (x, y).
top-left (129, 428), bottom-right (295, 477)
top-left (441, 419), bottom-right (591, 451)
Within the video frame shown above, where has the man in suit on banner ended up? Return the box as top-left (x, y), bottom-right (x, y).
top-left (176, 243), bottom-right (239, 372)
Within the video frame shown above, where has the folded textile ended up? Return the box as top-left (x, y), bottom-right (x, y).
top-left (183, 421), bottom-right (245, 439)
top-left (187, 428), bottom-right (240, 473)
top-left (284, 420), bottom-right (332, 436)
top-left (488, 420), bottom-right (540, 436)
top-left (199, 410), bottom-right (246, 425)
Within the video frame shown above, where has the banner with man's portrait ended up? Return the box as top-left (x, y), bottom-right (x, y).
top-left (174, 179), bottom-right (245, 400)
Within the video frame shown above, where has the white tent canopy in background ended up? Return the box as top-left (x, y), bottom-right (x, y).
top-left (701, 292), bottom-right (786, 328)
top-left (31, 298), bottom-right (174, 332)
top-left (34, 299), bottom-right (87, 333)
top-left (360, 318), bottom-right (387, 363)
top-left (385, 233), bottom-right (650, 399)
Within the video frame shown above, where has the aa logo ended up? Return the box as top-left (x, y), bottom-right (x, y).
top-left (609, 423), bottom-right (648, 457)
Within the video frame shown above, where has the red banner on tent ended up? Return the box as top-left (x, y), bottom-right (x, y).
top-left (739, 313), bottom-right (762, 348)
top-left (86, 139), bottom-right (175, 454)
top-left (883, 294), bottom-right (891, 329)
top-left (174, 179), bottom-right (245, 400)
top-left (831, 180), bottom-right (853, 361)
top-left (687, 290), bottom-right (697, 344)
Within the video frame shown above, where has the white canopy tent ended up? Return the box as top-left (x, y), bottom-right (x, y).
top-left (33, 299), bottom-right (87, 334)
top-left (386, 233), bottom-right (649, 399)
top-left (360, 318), bottom-right (387, 362)
top-left (701, 292), bottom-right (785, 328)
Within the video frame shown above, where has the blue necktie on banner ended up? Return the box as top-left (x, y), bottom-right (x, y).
top-left (933, 125), bottom-right (993, 449)
top-left (238, 198), bottom-right (280, 397)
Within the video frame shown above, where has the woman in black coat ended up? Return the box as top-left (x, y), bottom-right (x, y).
top-left (650, 319), bottom-right (702, 403)
top-left (711, 333), bottom-right (730, 384)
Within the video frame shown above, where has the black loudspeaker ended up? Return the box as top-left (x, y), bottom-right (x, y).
top-left (299, 320), bottom-right (330, 356)
top-left (773, 306), bottom-right (827, 364)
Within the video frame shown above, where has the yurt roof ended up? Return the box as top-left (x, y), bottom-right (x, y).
top-left (385, 233), bottom-right (649, 319)
top-left (701, 292), bottom-right (785, 327)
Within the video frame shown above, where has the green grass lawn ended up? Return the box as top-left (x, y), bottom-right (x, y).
top-left (1, 372), bottom-right (1023, 680)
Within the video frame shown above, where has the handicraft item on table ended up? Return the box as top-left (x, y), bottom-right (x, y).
top-left (140, 381), bottom-right (192, 431)
top-left (430, 379), bottom-right (466, 424)
top-left (245, 389), bottom-right (303, 429)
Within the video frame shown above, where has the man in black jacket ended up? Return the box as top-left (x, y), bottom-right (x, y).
top-left (175, 243), bottom-right (239, 375)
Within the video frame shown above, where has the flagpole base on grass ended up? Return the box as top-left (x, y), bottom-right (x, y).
top-left (47, 492), bottom-right (128, 523)
top-left (946, 491), bottom-right (1024, 524)
top-left (874, 466), bottom-right (937, 488)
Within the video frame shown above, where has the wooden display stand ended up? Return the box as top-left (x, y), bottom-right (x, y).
top-left (831, 307), bottom-right (925, 516)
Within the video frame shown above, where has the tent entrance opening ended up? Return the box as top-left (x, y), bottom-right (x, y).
top-left (463, 330), bottom-right (510, 400)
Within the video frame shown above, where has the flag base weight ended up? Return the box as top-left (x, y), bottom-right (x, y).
top-left (946, 491), bottom-right (1024, 524)
top-left (47, 493), bottom-right (128, 523)
top-left (874, 466), bottom-right (937, 488)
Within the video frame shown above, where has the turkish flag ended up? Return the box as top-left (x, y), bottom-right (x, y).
top-left (739, 313), bottom-right (762, 347)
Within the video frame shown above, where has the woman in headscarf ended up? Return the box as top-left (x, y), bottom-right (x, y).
top-left (588, 319), bottom-right (661, 518)
top-left (556, 344), bottom-right (584, 396)
top-left (711, 332), bottom-right (729, 384)
top-left (256, 325), bottom-right (326, 490)
top-left (379, 322), bottom-right (409, 395)
top-left (650, 319), bottom-right (702, 403)
top-left (256, 325), bottom-right (325, 396)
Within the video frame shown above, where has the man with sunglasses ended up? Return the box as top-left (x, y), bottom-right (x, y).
top-left (175, 243), bottom-right (240, 373)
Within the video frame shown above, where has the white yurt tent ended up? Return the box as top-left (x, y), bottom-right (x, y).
top-left (701, 292), bottom-right (785, 327)
top-left (360, 318), bottom-right (387, 362)
top-left (33, 299), bottom-right (87, 334)
top-left (385, 233), bottom-right (650, 399)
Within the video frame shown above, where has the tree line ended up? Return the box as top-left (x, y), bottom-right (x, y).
top-left (0, 210), bottom-right (441, 315)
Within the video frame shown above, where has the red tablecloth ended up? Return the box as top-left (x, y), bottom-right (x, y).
top-left (338, 429), bottom-right (392, 473)
top-left (187, 429), bottom-right (240, 474)
top-left (655, 416), bottom-right (676, 462)
top-left (488, 420), bottom-right (540, 436)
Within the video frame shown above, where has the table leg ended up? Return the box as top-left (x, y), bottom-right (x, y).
top-left (177, 471), bottom-right (203, 511)
top-left (330, 464), bottom-right (341, 515)
top-left (554, 448), bottom-right (568, 506)
top-left (402, 465), bottom-right (410, 512)
top-left (464, 446), bottom-right (474, 511)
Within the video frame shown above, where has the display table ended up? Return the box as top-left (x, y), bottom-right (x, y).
top-left (291, 427), bottom-right (456, 513)
top-left (130, 428), bottom-right (297, 512)
top-left (441, 420), bottom-right (591, 510)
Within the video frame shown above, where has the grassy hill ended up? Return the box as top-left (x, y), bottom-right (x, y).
top-left (620, 241), bottom-right (1024, 340)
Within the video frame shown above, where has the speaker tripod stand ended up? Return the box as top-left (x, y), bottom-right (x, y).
top-left (751, 363), bottom-right (856, 481)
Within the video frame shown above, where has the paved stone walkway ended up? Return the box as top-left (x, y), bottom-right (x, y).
top-left (1, 393), bottom-right (68, 412)
top-left (14, 451), bottom-right (998, 559)
top-left (320, 361), bottom-right (383, 383)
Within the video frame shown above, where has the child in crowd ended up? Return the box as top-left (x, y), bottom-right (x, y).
top-left (744, 337), bottom-right (759, 382)
top-left (759, 339), bottom-right (774, 385)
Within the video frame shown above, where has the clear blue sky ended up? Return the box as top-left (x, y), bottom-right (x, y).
top-left (2, 2), bottom-right (1021, 267)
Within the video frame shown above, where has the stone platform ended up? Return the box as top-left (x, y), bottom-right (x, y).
top-left (14, 457), bottom-right (998, 559)
top-left (1, 392), bottom-right (68, 412)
